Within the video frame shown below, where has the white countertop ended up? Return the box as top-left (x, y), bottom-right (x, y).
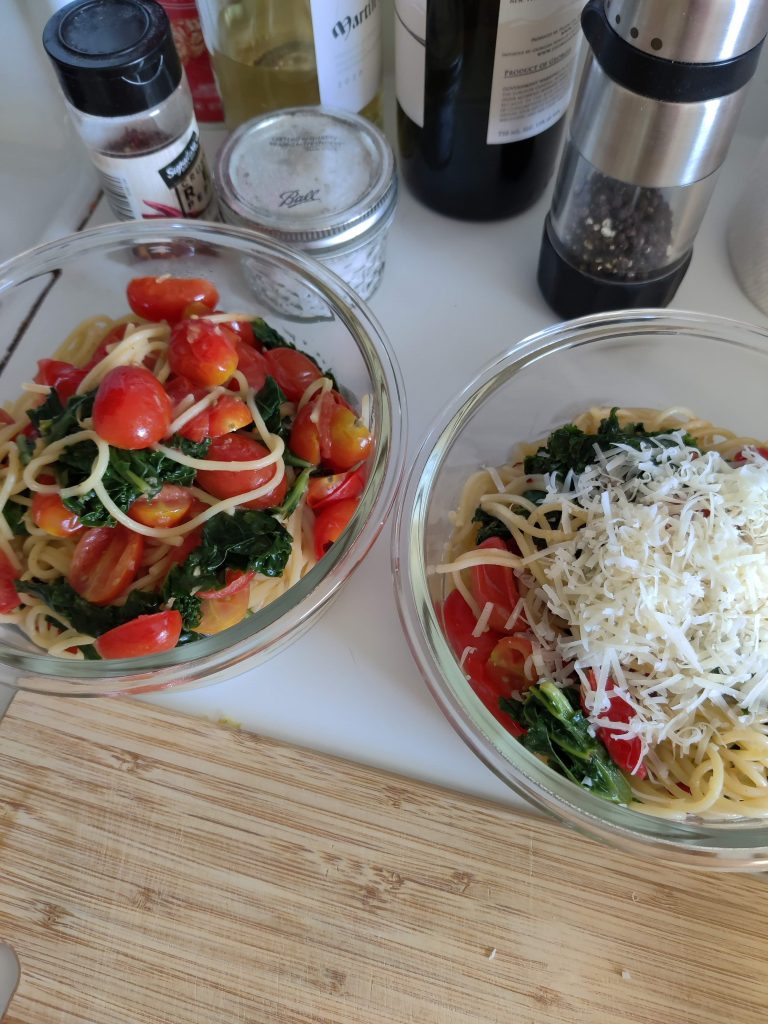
top-left (3, 1), bottom-right (768, 809)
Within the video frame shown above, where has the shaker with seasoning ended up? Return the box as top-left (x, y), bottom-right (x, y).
top-left (537, 0), bottom-right (768, 319)
top-left (43, 0), bottom-right (217, 221)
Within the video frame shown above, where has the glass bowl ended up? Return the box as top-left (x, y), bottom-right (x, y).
top-left (0, 220), bottom-right (405, 696)
top-left (393, 309), bottom-right (768, 871)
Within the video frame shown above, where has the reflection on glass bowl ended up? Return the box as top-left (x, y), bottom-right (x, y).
top-left (0, 220), bottom-right (405, 697)
top-left (393, 309), bottom-right (768, 871)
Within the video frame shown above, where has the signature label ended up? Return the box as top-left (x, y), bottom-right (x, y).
top-left (279, 189), bottom-right (321, 208)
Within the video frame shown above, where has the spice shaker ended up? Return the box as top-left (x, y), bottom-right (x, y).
top-left (537, 0), bottom-right (768, 319)
top-left (43, 0), bottom-right (217, 221)
top-left (216, 106), bottom-right (397, 317)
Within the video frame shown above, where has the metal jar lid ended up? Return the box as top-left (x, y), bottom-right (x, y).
top-left (215, 106), bottom-right (398, 255)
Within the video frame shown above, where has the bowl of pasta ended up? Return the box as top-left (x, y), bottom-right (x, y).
top-left (0, 220), bottom-right (404, 696)
top-left (394, 308), bottom-right (768, 870)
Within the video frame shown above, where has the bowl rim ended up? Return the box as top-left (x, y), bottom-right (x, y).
top-left (393, 306), bottom-right (768, 867)
top-left (0, 219), bottom-right (407, 693)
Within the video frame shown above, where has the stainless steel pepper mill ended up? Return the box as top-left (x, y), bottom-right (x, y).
top-left (538, 0), bottom-right (768, 319)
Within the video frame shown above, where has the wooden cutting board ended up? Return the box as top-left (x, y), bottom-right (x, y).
top-left (0, 692), bottom-right (766, 1024)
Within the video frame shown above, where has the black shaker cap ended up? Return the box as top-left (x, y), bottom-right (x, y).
top-left (581, 0), bottom-right (764, 103)
top-left (42, 0), bottom-right (182, 118)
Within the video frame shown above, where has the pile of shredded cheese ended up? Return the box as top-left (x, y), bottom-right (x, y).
top-left (524, 436), bottom-right (768, 755)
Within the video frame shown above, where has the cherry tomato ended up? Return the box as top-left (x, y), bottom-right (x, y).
top-left (221, 319), bottom-right (257, 347)
top-left (31, 492), bottom-right (83, 537)
top-left (289, 397), bottom-right (323, 465)
top-left (469, 537), bottom-right (524, 634)
top-left (129, 485), bottom-right (193, 528)
top-left (95, 610), bottom-right (183, 659)
top-left (485, 635), bottom-right (535, 691)
top-left (35, 359), bottom-right (87, 404)
top-left (168, 319), bottom-right (239, 387)
top-left (196, 434), bottom-right (287, 510)
top-left (196, 569), bottom-right (252, 635)
top-left (441, 589), bottom-right (524, 737)
top-left (734, 447), bottom-right (768, 462)
top-left (208, 395), bottom-right (252, 436)
top-left (0, 550), bottom-right (20, 614)
top-left (584, 670), bottom-right (646, 779)
top-left (313, 497), bottom-right (359, 560)
top-left (83, 323), bottom-right (129, 370)
top-left (93, 366), bottom-right (172, 450)
top-left (181, 300), bottom-right (214, 319)
top-left (231, 339), bottom-right (268, 391)
top-left (68, 526), bottom-right (144, 606)
top-left (307, 466), bottom-right (366, 511)
top-left (263, 347), bottom-right (322, 402)
top-left (126, 276), bottom-right (219, 325)
top-left (289, 390), bottom-right (371, 472)
top-left (197, 569), bottom-right (255, 600)
top-left (164, 376), bottom-right (207, 442)
top-left (324, 403), bottom-right (373, 472)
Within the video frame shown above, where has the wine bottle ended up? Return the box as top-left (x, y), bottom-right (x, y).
top-left (197, 0), bottom-right (382, 130)
top-left (395, 0), bottom-right (582, 220)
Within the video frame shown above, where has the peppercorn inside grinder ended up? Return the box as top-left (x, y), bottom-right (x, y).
top-left (537, 0), bottom-right (768, 319)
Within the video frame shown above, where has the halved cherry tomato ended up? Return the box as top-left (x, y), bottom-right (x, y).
top-left (208, 395), bottom-right (252, 436)
top-left (181, 300), bottom-right (214, 319)
top-left (126, 276), bottom-right (219, 325)
top-left (95, 610), bottom-right (183, 659)
top-left (31, 492), bottom-right (83, 537)
top-left (68, 526), bottom-right (144, 606)
top-left (307, 466), bottom-right (366, 511)
top-left (263, 347), bottom-right (322, 402)
top-left (165, 375), bottom-right (209, 442)
top-left (168, 319), bottom-right (239, 387)
top-left (93, 366), bottom-right (172, 450)
top-left (225, 320), bottom-right (257, 347)
top-left (469, 537), bottom-right (524, 634)
top-left (129, 485), bottom-right (193, 528)
top-left (441, 589), bottom-right (524, 737)
top-left (584, 670), bottom-right (646, 778)
top-left (35, 359), bottom-right (87, 404)
top-left (0, 410), bottom-right (14, 428)
top-left (231, 339), bottom-right (268, 391)
top-left (325, 403), bottom-right (373, 472)
top-left (196, 433), bottom-right (287, 510)
top-left (289, 390), bottom-right (371, 472)
top-left (485, 635), bottom-right (535, 691)
top-left (83, 323), bottom-right (129, 370)
top-left (734, 447), bottom-right (768, 462)
top-left (313, 497), bottom-right (359, 560)
top-left (0, 550), bottom-right (21, 614)
top-left (196, 569), bottom-right (252, 635)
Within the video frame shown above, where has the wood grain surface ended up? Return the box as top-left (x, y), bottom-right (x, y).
top-left (0, 690), bottom-right (766, 1024)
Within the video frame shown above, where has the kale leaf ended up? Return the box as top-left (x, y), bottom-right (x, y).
top-left (163, 508), bottom-right (292, 630)
top-left (28, 390), bottom-right (95, 445)
top-left (524, 408), bottom-right (699, 479)
top-left (254, 376), bottom-right (288, 438)
top-left (272, 467), bottom-right (311, 520)
top-left (472, 508), bottom-right (512, 545)
top-left (3, 499), bottom-right (28, 536)
top-left (16, 579), bottom-right (161, 637)
top-left (502, 680), bottom-right (632, 805)
top-left (61, 435), bottom-right (210, 527)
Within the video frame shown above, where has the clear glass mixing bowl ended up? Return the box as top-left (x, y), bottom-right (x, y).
top-left (0, 220), bottom-right (405, 697)
top-left (393, 309), bottom-right (768, 871)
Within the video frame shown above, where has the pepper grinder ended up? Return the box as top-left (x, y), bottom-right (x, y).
top-left (537, 0), bottom-right (768, 319)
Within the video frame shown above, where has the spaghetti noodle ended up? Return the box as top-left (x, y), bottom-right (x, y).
top-left (0, 276), bottom-right (372, 660)
top-left (437, 406), bottom-right (768, 819)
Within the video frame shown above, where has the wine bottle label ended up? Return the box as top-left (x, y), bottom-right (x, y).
top-left (394, 0), bottom-right (427, 128)
top-left (487, 0), bottom-right (582, 145)
top-left (90, 119), bottom-right (217, 221)
top-left (310, 0), bottom-right (382, 112)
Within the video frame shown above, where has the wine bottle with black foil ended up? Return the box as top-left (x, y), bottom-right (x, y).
top-left (395, 0), bottom-right (583, 220)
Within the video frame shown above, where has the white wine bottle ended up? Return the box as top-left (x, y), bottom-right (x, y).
top-left (197, 0), bottom-right (382, 129)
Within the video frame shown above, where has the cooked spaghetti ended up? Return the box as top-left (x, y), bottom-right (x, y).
top-left (436, 406), bottom-right (768, 819)
top-left (0, 275), bottom-right (372, 660)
